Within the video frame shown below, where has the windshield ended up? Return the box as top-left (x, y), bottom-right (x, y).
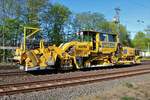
top-left (83, 34), bottom-right (92, 42)
top-left (108, 34), bottom-right (116, 42)
top-left (76, 32), bottom-right (94, 42)
top-left (100, 33), bottom-right (107, 41)
top-left (100, 33), bottom-right (116, 42)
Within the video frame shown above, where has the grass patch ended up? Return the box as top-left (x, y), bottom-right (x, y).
top-left (121, 96), bottom-right (135, 100)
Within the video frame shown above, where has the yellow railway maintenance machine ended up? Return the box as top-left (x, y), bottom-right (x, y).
top-left (14, 27), bottom-right (141, 71)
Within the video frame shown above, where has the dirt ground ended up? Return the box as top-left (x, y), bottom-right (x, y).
top-left (77, 81), bottom-right (150, 100)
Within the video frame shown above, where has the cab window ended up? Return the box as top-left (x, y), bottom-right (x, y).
top-left (83, 34), bottom-right (92, 42)
top-left (108, 34), bottom-right (116, 42)
top-left (100, 33), bottom-right (107, 41)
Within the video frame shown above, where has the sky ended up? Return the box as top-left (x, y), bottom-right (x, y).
top-left (52, 0), bottom-right (150, 39)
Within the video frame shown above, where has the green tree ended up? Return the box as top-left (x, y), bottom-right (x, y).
top-left (0, 0), bottom-right (50, 62)
top-left (118, 24), bottom-right (131, 46)
top-left (72, 12), bottom-right (106, 31)
top-left (133, 31), bottom-right (146, 50)
top-left (144, 25), bottom-right (150, 51)
top-left (0, 0), bottom-right (22, 62)
top-left (24, 0), bottom-right (48, 27)
top-left (42, 3), bottom-right (71, 45)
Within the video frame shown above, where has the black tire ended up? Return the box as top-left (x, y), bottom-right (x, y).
top-left (54, 57), bottom-right (61, 72)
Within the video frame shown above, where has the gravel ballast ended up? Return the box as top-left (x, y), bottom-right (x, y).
top-left (0, 72), bottom-right (150, 100)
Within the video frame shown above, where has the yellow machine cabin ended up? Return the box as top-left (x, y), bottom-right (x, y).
top-left (72, 31), bottom-right (119, 68)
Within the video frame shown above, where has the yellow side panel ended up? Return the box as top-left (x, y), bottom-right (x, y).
top-left (101, 48), bottom-right (116, 54)
top-left (123, 47), bottom-right (135, 56)
top-left (26, 51), bottom-right (39, 67)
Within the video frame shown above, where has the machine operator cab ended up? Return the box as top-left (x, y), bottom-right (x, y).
top-left (99, 32), bottom-right (118, 54)
top-left (76, 31), bottom-right (118, 53)
top-left (76, 31), bottom-right (98, 51)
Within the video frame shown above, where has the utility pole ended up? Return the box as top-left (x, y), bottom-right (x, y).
top-left (113, 7), bottom-right (120, 24)
top-left (113, 7), bottom-right (121, 43)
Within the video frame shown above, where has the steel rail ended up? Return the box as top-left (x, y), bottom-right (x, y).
top-left (0, 71), bottom-right (27, 77)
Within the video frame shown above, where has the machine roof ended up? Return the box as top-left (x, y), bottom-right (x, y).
top-left (78, 30), bottom-right (117, 34)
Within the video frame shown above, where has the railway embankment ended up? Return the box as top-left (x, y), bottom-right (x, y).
top-left (0, 61), bottom-right (150, 100)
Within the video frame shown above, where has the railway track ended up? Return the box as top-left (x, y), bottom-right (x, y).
top-left (0, 66), bottom-right (150, 96)
top-left (0, 71), bottom-right (27, 77)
